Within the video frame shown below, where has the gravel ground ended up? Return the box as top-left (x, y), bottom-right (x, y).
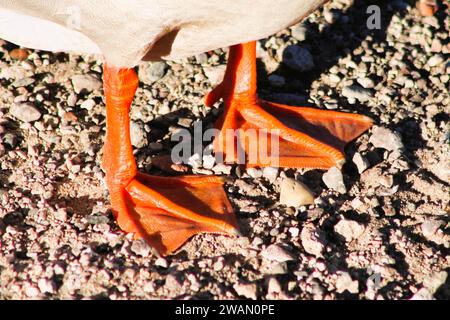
top-left (0, 0), bottom-right (449, 300)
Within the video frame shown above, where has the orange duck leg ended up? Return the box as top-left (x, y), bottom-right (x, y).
top-left (205, 42), bottom-right (373, 170)
top-left (417, 0), bottom-right (438, 16)
top-left (101, 65), bottom-right (239, 256)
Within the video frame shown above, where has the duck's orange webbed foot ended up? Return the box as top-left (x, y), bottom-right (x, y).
top-left (102, 65), bottom-right (238, 256)
top-left (205, 42), bottom-right (373, 170)
top-left (111, 173), bottom-right (238, 256)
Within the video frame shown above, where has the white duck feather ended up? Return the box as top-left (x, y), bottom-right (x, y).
top-left (0, 0), bottom-right (327, 67)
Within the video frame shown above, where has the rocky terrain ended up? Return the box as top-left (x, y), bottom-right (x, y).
top-left (0, 0), bottom-right (448, 300)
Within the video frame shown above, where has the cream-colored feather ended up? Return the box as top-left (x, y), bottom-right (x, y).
top-left (0, 0), bottom-right (327, 67)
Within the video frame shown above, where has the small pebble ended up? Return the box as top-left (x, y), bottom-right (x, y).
top-left (80, 99), bottom-right (96, 111)
top-left (130, 121), bottom-right (148, 148)
top-left (334, 218), bottom-right (365, 242)
top-left (300, 223), bottom-right (324, 257)
top-left (233, 282), bottom-right (258, 300)
top-left (291, 23), bottom-right (309, 41)
top-left (203, 65), bottom-right (226, 86)
top-left (139, 61), bottom-right (168, 83)
top-left (335, 272), bottom-right (359, 294)
top-left (130, 239), bottom-right (151, 257)
top-left (356, 77), bottom-right (375, 89)
top-left (260, 244), bottom-right (295, 262)
top-left (279, 177), bottom-right (315, 207)
top-left (71, 74), bottom-right (102, 93)
top-left (342, 84), bottom-right (373, 102)
top-left (322, 167), bottom-right (347, 194)
top-left (267, 277), bottom-right (282, 295)
top-left (282, 45), bottom-right (314, 72)
top-left (352, 152), bottom-right (370, 173)
top-left (187, 153), bottom-right (202, 168)
top-left (10, 103), bottom-right (41, 123)
top-left (291, 24), bottom-right (309, 41)
top-left (246, 168), bottom-right (262, 178)
top-left (38, 278), bottom-right (55, 294)
top-left (421, 220), bottom-right (443, 239)
top-left (369, 126), bottom-right (404, 152)
top-left (155, 257), bottom-right (169, 268)
top-left (288, 227), bottom-right (300, 238)
top-left (202, 155), bottom-right (216, 169)
top-left (262, 167), bottom-right (278, 182)
top-left (423, 271), bottom-right (447, 294)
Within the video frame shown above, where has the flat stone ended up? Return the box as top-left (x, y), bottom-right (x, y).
top-left (262, 167), bottom-right (279, 182)
top-left (202, 155), bottom-right (216, 169)
top-left (336, 271), bottom-right (359, 294)
top-left (427, 54), bottom-right (444, 67)
top-left (352, 152), bottom-right (370, 173)
top-left (80, 98), bottom-right (96, 111)
top-left (130, 121), bottom-right (147, 148)
top-left (334, 219), bottom-right (365, 242)
top-left (267, 277), bottom-right (282, 295)
top-left (369, 126), bottom-right (404, 151)
top-left (246, 168), bottom-right (262, 178)
top-left (421, 219), bottom-right (443, 239)
top-left (38, 278), bottom-right (55, 294)
top-left (130, 239), bottom-right (151, 257)
top-left (154, 257), bottom-right (169, 268)
top-left (165, 274), bottom-right (182, 291)
top-left (195, 53), bottom-right (208, 64)
top-left (211, 163), bottom-right (232, 175)
top-left (360, 166), bottom-right (393, 189)
top-left (233, 282), bottom-right (258, 300)
top-left (188, 153), bottom-right (202, 168)
top-left (10, 103), bottom-right (41, 122)
top-left (264, 262), bottom-right (288, 275)
top-left (260, 244), bottom-right (295, 262)
top-left (300, 223), bottom-right (325, 257)
top-left (291, 24), bottom-right (309, 41)
top-left (87, 214), bottom-right (109, 225)
top-left (71, 74), bottom-right (102, 93)
top-left (410, 288), bottom-right (433, 300)
top-left (282, 45), bottom-right (314, 72)
top-left (322, 167), bottom-right (347, 194)
top-left (279, 177), bottom-right (315, 207)
top-left (12, 77), bottom-right (35, 88)
top-left (203, 65), bottom-right (226, 86)
top-left (423, 271), bottom-right (447, 294)
top-left (356, 77), bottom-right (375, 89)
top-left (139, 61), bottom-right (168, 83)
top-left (177, 117), bottom-right (193, 128)
top-left (342, 84), bottom-right (373, 102)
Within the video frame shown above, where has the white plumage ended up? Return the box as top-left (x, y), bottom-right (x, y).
top-left (0, 0), bottom-right (327, 67)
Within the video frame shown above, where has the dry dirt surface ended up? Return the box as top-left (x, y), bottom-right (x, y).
top-left (0, 0), bottom-right (448, 300)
